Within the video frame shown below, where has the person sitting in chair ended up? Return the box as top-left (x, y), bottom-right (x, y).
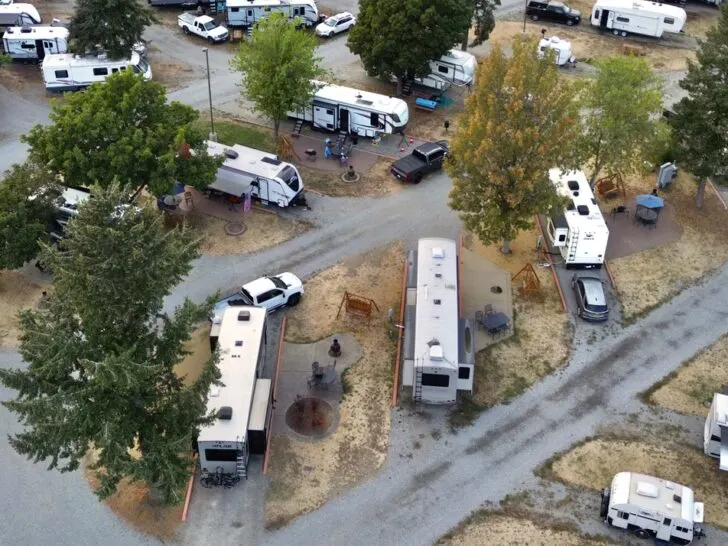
top-left (329, 338), bottom-right (341, 358)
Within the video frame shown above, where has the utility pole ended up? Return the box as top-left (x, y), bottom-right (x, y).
top-left (203, 47), bottom-right (216, 141)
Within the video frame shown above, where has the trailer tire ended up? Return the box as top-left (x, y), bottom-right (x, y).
top-left (599, 488), bottom-right (610, 519)
top-left (620, 31), bottom-right (628, 37)
top-left (287, 293), bottom-right (301, 307)
top-left (531, 14), bottom-right (539, 21)
top-left (183, 26), bottom-right (190, 34)
top-left (633, 529), bottom-right (650, 539)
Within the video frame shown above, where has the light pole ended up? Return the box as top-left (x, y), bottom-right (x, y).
top-left (523, 0), bottom-right (528, 33)
top-left (203, 47), bottom-right (216, 141)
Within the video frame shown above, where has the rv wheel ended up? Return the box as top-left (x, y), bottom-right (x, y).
top-left (613, 29), bottom-right (619, 36)
top-left (633, 529), bottom-right (650, 539)
top-left (620, 31), bottom-right (628, 37)
top-left (531, 14), bottom-right (539, 21)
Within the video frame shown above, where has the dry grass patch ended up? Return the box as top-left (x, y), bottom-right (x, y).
top-left (608, 172), bottom-right (728, 321)
top-left (265, 244), bottom-right (404, 528)
top-left (550, 438), bottom-right (728, 528)
top-left (646, 334), bottom-right (728, 416)
top-left (684, 8), bottom-right (720, 39)
top-left (174, 324), bottom-right (213, 386)
top-left (298, 157), bottom-right (403, 197)
top-left (463, 229), bottom-right (571, 408)
top-left (489, 21), bottom-right (696, 71)
top-left (148, 52), bottom-right (195, 91)
top-left (0, 268), bottom-right (50, 348)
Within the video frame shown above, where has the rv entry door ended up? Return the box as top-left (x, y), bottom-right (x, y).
top-left (339, 109), bottom-right (350, 132)
top-left (313, 101), bottom-right (336, 131)
top-left (600, 9), bottom-right (610, 28)
top-left (251, 178), bottom-right (270, 204)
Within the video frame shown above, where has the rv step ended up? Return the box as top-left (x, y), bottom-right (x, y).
top-left (401, 80), bottom-right (413, 97)
top-left (293, 119), bottom-right (304, 135)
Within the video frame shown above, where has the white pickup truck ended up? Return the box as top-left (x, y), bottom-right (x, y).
top-left (177, 13), bottom-right (229, 43)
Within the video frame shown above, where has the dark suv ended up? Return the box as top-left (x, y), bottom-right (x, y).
top-left (526, 0), bottom-right (581, 26)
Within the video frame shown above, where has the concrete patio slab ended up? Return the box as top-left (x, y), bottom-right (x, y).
top-left (602, 202), bottom-right (683, 260)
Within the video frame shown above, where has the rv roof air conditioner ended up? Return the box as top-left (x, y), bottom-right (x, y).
top-left (577, 205), bottom-right (590, 216)
top-left (224, 148), bottom-right (239, 159)
top-left (432, 247), bottom-right (445, 259)
top-left (636, 481), bottom-right (659, 498)
top-left (567, 179), bottom-right (580, 192)
top-left (238, 310), bottom-right (250, 321)
top-left (20, 25), bottom-right (32, 33)
top-left (429, 345), bottom-right (444, 361)
top-left (217, 406), bottom-right (233, 420)
top-left (261, 157), bottom-right (281, 166)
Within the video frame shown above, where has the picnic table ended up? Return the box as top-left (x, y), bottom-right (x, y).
top-left (635, 207), bottom-right (658, 226)
top-left (481, 311), bottom-right (510, 336)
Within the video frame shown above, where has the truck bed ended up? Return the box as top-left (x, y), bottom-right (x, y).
top-left (177, 12), bottom-right (197, 25)
top-left (391, 154), bottom-right (425, 176)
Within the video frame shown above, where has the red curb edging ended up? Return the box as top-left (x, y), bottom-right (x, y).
top-left (603, 260), bottom-right (617, 290)
top-left (181, 456), bottom-right (197, 522)
top-left (263, 316), bottom-right (286, 475)
top-left (457, 233), bottom-right (463, 318)
top-left (392, 259), bottom-right (408, 408)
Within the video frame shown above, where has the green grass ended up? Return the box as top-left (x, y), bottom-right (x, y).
top-left (198, 120), bottom-right (276, 153)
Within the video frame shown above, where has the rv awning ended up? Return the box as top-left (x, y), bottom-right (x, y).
top-left (720, 426), bottom-right (728, 471)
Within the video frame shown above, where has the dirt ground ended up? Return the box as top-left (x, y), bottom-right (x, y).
top-left (147, 48), bottom-right (195, 91)
top-left (265, 244), bottom-right (404, 528)
top-left (0, 268), bottom-right (50, 348)
top-left (549, 438), bottom-right (728, 528)
top-left (683, 7), bottom-right (721, 39)
top-left (646, 334), bottom-right (728, 416)
top-left (462, 229), bottom-right (571, 408)
top-left (608, 172), bottom-right (728, 321)
top-left (489, 21), bottom-right (696, 71)
top-left (298, 157), bottom-right (403, 198)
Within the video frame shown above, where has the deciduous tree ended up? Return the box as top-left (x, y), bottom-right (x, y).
top-left (579, 56), bottom-right (663, 185)
top-left (447, 37), bottom-right (580, 253)
top-left (463, 0), bottom-right (500, 50)
top-left (348, 0), bottom-right (472, 95)
top-left (69, 0), bottom-right (156, 60)
top-left (0, 184), bottom-right (219, 503)
top-left (230, 12), bottom-right (326, 147)
top-left (23, 70), bottom-right (221, 197)
top-left (669, 5), bottom-right (728, 208)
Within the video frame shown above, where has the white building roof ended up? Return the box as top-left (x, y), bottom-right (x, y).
top-left (3, 25), bottom-right (68, 41)
top-left (549, 169), bottom-right (608, 232)
top-left (311, 80), bottom-right (408, 116)
top-left (595, 0), bottom-right (686, 18)
top-left (207, 140), bottom-right (290, 180)
top-left (198, 306), bottom-right (267, 444)
top-left (611, 472), bottom-right (702, 523)
top-left (414, 238), bottom-right (459, 371)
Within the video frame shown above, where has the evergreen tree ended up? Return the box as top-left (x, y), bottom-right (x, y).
top-left (0, 184), bottom-right (220, 503)
top-left (463, 0), bottom-right (499, 50)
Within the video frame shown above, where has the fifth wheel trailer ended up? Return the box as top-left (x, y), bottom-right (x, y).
top-left (225, 0), bottom-right (319, 28)
top-left (591, 0), bottom-right (686, 38)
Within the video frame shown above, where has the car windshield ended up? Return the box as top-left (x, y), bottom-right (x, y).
top-left (133, 57), bottom-right (150, 74)
top-left (278, 166), bottom-right (300, 192)
top-left (268, 276), bottom-right (288, 289)
top-left (323, 18), bottom-right (336, 26)
top-left (204, 21), bottom-right (218, 30)
top-left (241, 289), bottom-right (255, 304)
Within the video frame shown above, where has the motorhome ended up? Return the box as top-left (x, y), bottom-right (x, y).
top-left (401, 238), bottom-right (475, 405)
top-left (546, 169), bottom-right (609, 269)
top-left (0, 3), bottom-right (41, 29)
top-left (591, 0), bottom-right (686, 38)
top-left (41, 51), bottom-right (152, 91)
top-left (225, 0), bottom-right (319, 28)
top-left (704, 392), bottom-right (728, 471)
top-left (601, 472), bottom-right (704, 544)
top-left (3, 25), bottom-right (68, 62)
top-left (289, 81), bottom-right (409, 137)
top-left (205, 140), bottom-right (307, 208)
top-left (537, 35), bottom-right (575, 66)
top-left (198, 307), bottom-right (272, 480)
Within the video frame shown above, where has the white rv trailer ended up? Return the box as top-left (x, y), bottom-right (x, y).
top-left (226, 0), bottom-right (319, 28)
top-left (546, 169), bottom-right (609, 269)
top-left (198, 306), bottom-right (271, 479)
top-left (427, 49), bottom-right (476, 87)
top-left (41, 51), bottom-right (152, 91)
top-left (0, 3), bottom-right (40, 28)
top-left (400, 238), bottom-right (475, 405)
top-left (205, 140), bottom-right (307, 208)
top-left (591, 0), bottom-right (686, 38)
top-left (601, 472), bottom-right (704, 544)
top-left (704, 392), bottom-right (728, 471)
top-left (3, 25), bottom-right (68, 61)
top-left (537, 35), bottom-right (575, 66)
top-left (290, 81), bottom-right (409, 137)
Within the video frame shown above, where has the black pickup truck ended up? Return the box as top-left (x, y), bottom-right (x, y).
top-left (390, 141), bottom-right (448, 184)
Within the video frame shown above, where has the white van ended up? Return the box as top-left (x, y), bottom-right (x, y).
top-left (41, 51), bottom-right (152, 91)
top-left (3, 25), bottom-right (68, 62)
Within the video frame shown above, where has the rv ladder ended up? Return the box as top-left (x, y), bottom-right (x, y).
top-left (414, 366), bottom-right (423, 403)
top-left (567, 229), bottom-right (579, 261)
top-left (402, 79), bottom-right (413, 97)
top-left (236, 452), bottom-right (248, 480)
top-left (246, 26), bottom-right (253, 38)
top-left (293, 119), bottom-right (304, 135)
top-left (208, 1), bottom-right (217, 15)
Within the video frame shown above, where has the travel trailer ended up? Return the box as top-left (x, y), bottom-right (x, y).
top-left (704, 392), bottom-right (728, 471)
top-left (546, 169), bottom-right (609, 269)
top-left (0, 3), bottom-right (41, 29)
top-left (289, 81), bottom-right (409, 137)
top-left (601, 472), bottom-right (705, 544)
top-left (198, 307), bottom-right (272, 480)
top-left (427, 49), bottom-right (476, 87)
top-left (205, 140), bottom-right (307, 208)
top-left (537, 35), bottom-right (575, 66)
top-left (591, 0), bottom-right (686, 38)
top-left (225, 0), bottom-right (319, 28)
top-left (41, 51), bottom-right (152, 91)
top-left (3, 25), bottom-right (68, 62)
top-left (401, 238), bottom-right (476, 405)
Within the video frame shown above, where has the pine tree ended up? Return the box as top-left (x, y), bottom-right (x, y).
top-left (0, 184), bottom-right (220, 503)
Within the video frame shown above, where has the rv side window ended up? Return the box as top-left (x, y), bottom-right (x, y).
top-left (326, 109), bottom-right (334, 115)
top-left (594, 9), bottom-right (600, 18)
top-left (55, 69), bottom-right (69, 78)
top-left (231, 7), bottom-right (239, 11)
top-left (438, 65), bottom-right (449, 74)
top-left (112, 68), bottom-right (118, 73)
top-left (458, 367), bottom-right (470, 380)
top-left (712, 434), bottom-right (721, 441)
top-left (370, 112), bottom-right (379, 127)
top-left (204, 449), bottom-right (238, 462)
top-left (422, 373), bottom-right (449, 388)
top-left (247, 9), bottom-right (252, 15)
top-left (664, 17), bottom-right (675, 24)
top-left (93, 67), bottom-right (109, 76)
top-left (21, 43), bottom-right (36, 49)
top-left (617, 511), bottom-right (629, 520)
top-left (616, 16), bottom-right (629, 22)
top-left (676, 526), bottom-right (689, 533)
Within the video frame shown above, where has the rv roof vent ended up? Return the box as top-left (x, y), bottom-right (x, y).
top-left (238, 310), bottom-right (251, 321)
top-left (20, 25), bottom-right (32, 33)
top-left (427, 338), bottom-right (441, 347)
top-left (567, 180), bottom-right (580, 192)
top-left (435, 273), bottom-right (442, 278)
top-left (673, 494), bottom-right (682, 504)
top-left (566, 202), bottom-right (575, 211)
top-left (636, 481), bottom-right (659, 498)
top-left (235, 340), bottom-right (243, 347)
top-left (209, 387), bottom-right (221, 398)
top-left (224, 148), bottom-right (239, 159)
top-left (432, 247), bottom-right (445, 259)
top-left (261, 156), bottom-right (282, 166)
top-left (217, 406), bottom-right (233, 420)
top-left (434, 299), bottom-right (441, 305)
top-left (429, 345), bottom-right (444, 361)
top-left (665, 481), bottom-right (675, 490)
top-left (212, 315), bottom-right (222, 325)
top-left (577, 205), bottom-right (590, 216)
top-left (356, 98), bottom-right (374, 106)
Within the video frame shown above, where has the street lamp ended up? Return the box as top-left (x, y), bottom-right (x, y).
top-left (523, 0), bottom-right (528, 33)
top-left (203, 47), bottom-right (216, 141)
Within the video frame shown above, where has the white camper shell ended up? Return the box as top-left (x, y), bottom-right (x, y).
top-left (41, 52), bottom-right (152, 91)
top-left (704, 392), bottom-right (728, 471)
top-left (226, 0), bottom-right (319, 28)
top-left (546, 169), bottom-right (609, 269)
top-left (3, 25), bottom-right (68, 61)
top-left (206, 140), bottom-right (306, 208)
top-left (537, 35), bottom-right (575, 66)
top-left (591, 0), bottom-right (686, 38)
top-left (290, 81), bottom-right (409, 137)
top-left (601, 472), bottom-right (704, 544)
top-left (0, 3), bottom-right (40, 28)
top-left (198, 307), bottom-right (271, 479)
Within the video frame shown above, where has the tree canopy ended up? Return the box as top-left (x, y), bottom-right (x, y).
top-left (0, 162), bottom-right (60, 270)
top-left (230, 12), bottom-right (326, 146)
top-left (348, 0), bottom-right (472, 95)
top-left (23, 70), bottom-right (221, 197)
top-left (446, 37), bottom-right (580, 253)
top-left (669, 4), bottom-right (728, 208)
top-left (465, 0), bottom-right (500, 49)
top-left (69, 0), bottom-right (157, 60)
top-left (579, 55), bottom-right (663, 185)
top-left (0, 184), bottom-right (219, 503)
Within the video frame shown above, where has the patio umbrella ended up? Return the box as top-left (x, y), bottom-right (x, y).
top-left (635, 194), bottom-right (664, 209)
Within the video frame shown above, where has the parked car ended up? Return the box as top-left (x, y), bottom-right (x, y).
top-left (212, 272), bottom-right (304, 319)
top-left (526, 0), bottom-right (581, 25)
top-left (571, 274), bottom-right (609, 322)
top-left (390, 141), bottom-right (448, 184)
top-left (178, 13), bottom-right (228, 43)
top-left (315, 11), bottom-right (355, 37)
